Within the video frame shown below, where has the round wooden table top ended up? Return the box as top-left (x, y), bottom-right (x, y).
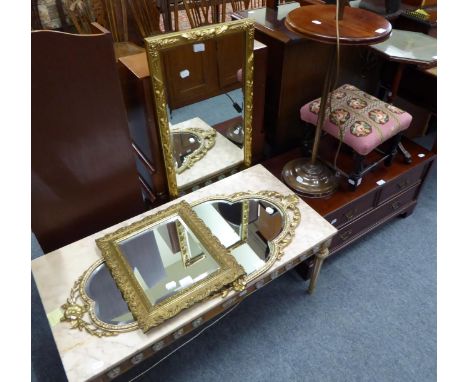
top-left (285, 5), bottom-right (392, 46)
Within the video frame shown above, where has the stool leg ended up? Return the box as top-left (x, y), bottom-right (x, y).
top-left (348, 154), bottom-right (365, 190)
top-left (398, 142), bottom-right (413, 164)
top-left (384, 132), bottom-right (402, 167)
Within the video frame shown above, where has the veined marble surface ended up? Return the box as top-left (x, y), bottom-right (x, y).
top-left (171, 117), bottom-right (244, 190)
top-left (31, 164), bottom-right (336, 382)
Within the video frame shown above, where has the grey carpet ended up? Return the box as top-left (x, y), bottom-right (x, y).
top-left (31, 137), bottom-right (436, 382)
top-left (170, 89), bottom-right (243, 126)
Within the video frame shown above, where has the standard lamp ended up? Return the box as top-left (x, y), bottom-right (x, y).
top-left (281, 2), bottom-right (391, 197)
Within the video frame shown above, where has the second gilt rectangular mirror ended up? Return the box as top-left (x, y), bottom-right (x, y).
top-left (145, 20), bottom-right (254, 198)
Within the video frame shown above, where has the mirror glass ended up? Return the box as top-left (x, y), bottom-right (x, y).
top-left (173, 131), bottom-right (202, 171)
top-left (146, 20), bottom-right (253, 196)
top-left (193, 199), bottom-right (285, 276)
top-left (86, 263), bottom-right (135, 325)
top-left (117, 217), bottom-right (220, 306)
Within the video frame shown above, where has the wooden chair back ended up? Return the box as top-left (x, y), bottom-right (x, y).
top-left (32, 28), bottom-right (145, 253)
top-left (230, 0), bottom-right (249, 12)
top-left (63, 0), bottom-right (95, 34)
top-left (182, 0), bottom-right (218, 28)
top-left (247, 0), bottom-right (265, 9)
top-left (128, 0), bottom-right (162, 38)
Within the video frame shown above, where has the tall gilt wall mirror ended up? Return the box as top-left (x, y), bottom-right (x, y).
top-left (145, 20), bottom-right (254, 198)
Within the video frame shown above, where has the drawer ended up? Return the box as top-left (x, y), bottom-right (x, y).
top-left (330, 184), bottom-right (419, 251)
top-left (378, 164), bottom-right (425, 204)
top-left (326, 189), bottom-right (378, 229)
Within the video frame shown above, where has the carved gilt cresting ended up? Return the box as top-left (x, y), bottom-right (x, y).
top-left (173, 127), bottom-right (216, 174)
top-left (60, 191), bottom-right (308, 337)
top-left (145, 19), bottom-right (255, 198)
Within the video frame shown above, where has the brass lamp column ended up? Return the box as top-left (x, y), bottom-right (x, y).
top-left (281, 2), bottom-right (392, 197)
top-left (282, 45), bottom-right (339, 197)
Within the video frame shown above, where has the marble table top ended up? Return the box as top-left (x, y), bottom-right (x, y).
top-left (171, 117), bottom-right (244, 190)
top-left (31, 164), bottom-right (336, 382)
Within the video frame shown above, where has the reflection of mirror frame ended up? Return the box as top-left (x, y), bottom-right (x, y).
top-left (95, 200), bottom-right (245, 332)
top-left (173, 127), bottom-right (216, 174)
top-left (145, 19), bottom-right (255, 198)
top-left (191, 191), bottom-right (301, 286)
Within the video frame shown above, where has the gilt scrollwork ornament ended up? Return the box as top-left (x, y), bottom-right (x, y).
top-left (60, 259), bottom-right (138, 337)
top-left (173, 127), bottom-right (216, 174)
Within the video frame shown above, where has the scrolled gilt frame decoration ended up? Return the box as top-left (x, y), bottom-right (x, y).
top-left (192, 190), bottom-right (301, 287)
top-left (173, 127), bottom-right (216, 174)
top-left (145, 19), bottom-right (255, 198)
top-left (61, 258), bottom-right (139, 337)
top-left (95, 200), bottom-right (245, 332)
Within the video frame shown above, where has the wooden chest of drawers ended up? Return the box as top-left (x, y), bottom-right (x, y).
top-left (262, 136), bottom-right (435, 279)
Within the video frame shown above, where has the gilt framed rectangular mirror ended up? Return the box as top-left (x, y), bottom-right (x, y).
top-left (96, 200), bottom-right (245, 332)
top-left (145, 20), bottom-right (254, 198)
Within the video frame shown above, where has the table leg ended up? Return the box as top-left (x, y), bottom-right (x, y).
top-left (389, 62), bottom-right (412, 164)
top-left (308, 246), bottom-right (330, 294)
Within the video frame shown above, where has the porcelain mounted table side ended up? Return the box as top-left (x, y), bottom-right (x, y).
top-left (281, 4), bottom-right (392, 197)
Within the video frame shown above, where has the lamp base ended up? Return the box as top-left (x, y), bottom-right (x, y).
top-left (226, 124), bottom-right (244, 145)
top-left (282, 158), bottom-right (338, 198)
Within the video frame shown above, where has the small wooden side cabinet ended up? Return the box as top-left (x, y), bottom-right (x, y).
top-left (262, 136), bottom-right (435, 279)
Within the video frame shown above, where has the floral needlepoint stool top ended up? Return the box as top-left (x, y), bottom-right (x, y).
top-left (301, 84), bottom-right (412, 157)
top-left (300, 84), bottom-right (413, 188)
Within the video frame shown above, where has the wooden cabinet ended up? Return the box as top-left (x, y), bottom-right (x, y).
top-left (32, 28), bottom-right (145, 253)
top-left (262, 136), bottom-right (435, 279)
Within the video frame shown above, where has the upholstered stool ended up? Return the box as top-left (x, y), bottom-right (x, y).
top-left (300, 84), bottom-right (412, 189)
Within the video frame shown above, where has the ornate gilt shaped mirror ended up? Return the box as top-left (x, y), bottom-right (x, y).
top-left (61, 191), bottom-right (300, 336)
top-left (145, 20), bottom-right (254, 197)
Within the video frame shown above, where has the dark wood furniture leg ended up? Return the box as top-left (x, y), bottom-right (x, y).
top-left (389, 62), bottom-right (412, 164)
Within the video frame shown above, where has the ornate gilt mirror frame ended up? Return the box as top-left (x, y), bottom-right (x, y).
top-left (145, 19), bottom-right (255, 198)
top-left (96, 200), bottom-right (245, 332)
top-left (61, 191), bottom-right (300, 337)
top-left (192, 191), bottom-right (301, 287)
top-left (173, 127), bottom-right (216, 174)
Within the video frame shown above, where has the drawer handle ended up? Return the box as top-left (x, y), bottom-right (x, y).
top-left (344, 208), bottom-right (358, 221)
top-left (340, 229), bottom-right (353, 241)
top-left (392, 201), bottom-right (402, 210)
top-left (397, 179), bottom-right (411, 190)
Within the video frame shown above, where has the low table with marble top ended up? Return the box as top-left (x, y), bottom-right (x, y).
top-left (31, 164), bottom-right (336, 382)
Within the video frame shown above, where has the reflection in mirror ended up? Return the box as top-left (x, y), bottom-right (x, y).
top-left (145, 20), bottom-right (254, 197)
top-left (86, 263), bottom-right (135, 325)
top-left (193, 199), bottom-right (284, 276)
top-left (117, 217), bottom-right (220, 306)
top-left (172, 128), bottom-right (216, 174)
top-left (173, 131), bottom-right (202, 169)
